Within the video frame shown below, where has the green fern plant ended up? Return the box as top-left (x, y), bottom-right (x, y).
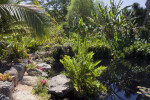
top-left (60, 42), bottom-right (107, 96)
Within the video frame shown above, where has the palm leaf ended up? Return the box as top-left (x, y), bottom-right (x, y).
top-left (0, 4), bottom-right (50, 38)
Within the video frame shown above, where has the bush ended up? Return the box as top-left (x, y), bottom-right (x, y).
top-left (52, 44), bottom-right (74, 61)
top-left (88, 40), bottom-right (111, 59)
top-left (124, 40), bottom-right (150, 59)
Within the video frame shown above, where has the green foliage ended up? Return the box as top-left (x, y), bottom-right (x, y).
top-left (0, 0), bottom-right (15, 4)
top-left (132, 3), bottom-right (147, 26)
top-left (25, 37), bottom-right (42, 53)
top-left (52, 44), bottom-right (74, 61)
top-left (42, 0), bottom-right (71, 22)
top-left (43, 57), bottom-right (55, 64)
top-left (0, 34), bottom-right (28, 60)
top-left (26, 63), bottom-right (36, 69)
top-left (88, 40), bottom-right (111, 59)
top-left (60, 42), bottom-right (107, 96)
top-left (67, 0), bottom-right (93, 25)
top-left (32, 77), bottom-right (49, 99)
top-left (0, 4), bottom-right (50, 38)
top-left (124, 40), bottom-right (150, 59)
top-left (88, 0), bottom-right (135, 48)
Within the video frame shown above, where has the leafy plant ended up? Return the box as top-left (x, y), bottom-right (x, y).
top-left (60, 42), bottom-right (107, 96)
top-left (124, 40), bottom-right (150, 60)
top-left (0, 4), bottom-right (50, 37)
top-left (32, 77), bottom-right (49, 99)
top-left (0, 73), bottom-right (11, 81)
top-left (88, 40), bottom-right (111, 59)
top-left (26, 62), bottom-right (36, 69)
top-left (52, 44), bottom-right (74, 61)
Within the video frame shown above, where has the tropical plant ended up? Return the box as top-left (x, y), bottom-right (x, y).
top-left (0, 2), bottom-right (52, 61)
top-left (0, 4), bottom-right (50, 37)
top-left (32, 77), bottom-right (49, 99)
top-left (123, 39), bottom-right (150, 60)
top-left (60, 41), bottom-right (107, 96)
top-left (89, 0), bottom-right (135, 40)
top-left (88, 40), bottom-right (112, 59)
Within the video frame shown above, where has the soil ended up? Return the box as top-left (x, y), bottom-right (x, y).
top-left (12, 72), bottom-right (41, 100)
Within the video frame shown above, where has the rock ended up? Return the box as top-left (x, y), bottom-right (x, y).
top-left (35, 69), bottom-right (48, 77)
top-left (4, 63), bottom-right (26, 87)
top-left (0, 81), bottom-right (14, 100)
top-left (37, 51), bottom-right (47, 57)
top-left (0, 93), bottom-right (9, 100)
top-left (27, 69), bottom-right (48, 77)
top-left (35, 59), bottom-right (43, 63)
top-left (22, 59), bottom-right (28, 64)
top-left (13, 63), bottom-right (26, 81)
top-left (27, 69), bottom-right (37, 76)
top-left (36, 63), bottom-right (51, 72)
top-left (48, 74), bottom-right (73, 97)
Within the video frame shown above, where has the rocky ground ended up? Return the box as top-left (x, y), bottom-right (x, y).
top-left (12, 72), bottom-right (40, 100)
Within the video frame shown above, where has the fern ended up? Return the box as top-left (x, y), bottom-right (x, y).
top-left (60, 43), bottom-right (107, 96)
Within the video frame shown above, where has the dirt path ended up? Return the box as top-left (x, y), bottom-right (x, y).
top-left (12, 72), bottom-right (39, 100)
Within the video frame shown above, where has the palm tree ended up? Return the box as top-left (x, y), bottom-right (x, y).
top-left (0, 1), bottom-right (51, 61)
top-left (0, 2), bottom-right (49, 38)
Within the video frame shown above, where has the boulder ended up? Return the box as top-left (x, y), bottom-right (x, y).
top-left (48, 74), bottom-right (73, 97)
top-left (0, 93), bottom-right (9, 100)
top-left (0, 81), bottom-right (14, 100)
top-left (35, 69), bottom-right (48, 77)
top-left (4, 63), bottom-right (26, 86)
top-left (27, 69), bottom-right (37, 76)
top-left (13, 63), bottom-right (26, 81)
top-left (37, 51), bottom-right (47, 57)
top-left (34, 59), bottom-right (43, 63)
top-left (36, 63), bottom-right (51, 72)
top-left (27, 69), bottom-right (48, 77)
top-left (22, 59), bottom-right (28, 64)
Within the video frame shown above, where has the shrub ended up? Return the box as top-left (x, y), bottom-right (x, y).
top-left (43, 57), bottom-right (55, 64)
top-left (60, 43), bottom-right (107, 96)
top-left (52, 44), bottom-right (74, 61)
top-left (26, 38), bottom-right (42, 53)
top-left (88, 40), bottom-right (111, 59)
top-left (124, 40), bottom-right (150, 59)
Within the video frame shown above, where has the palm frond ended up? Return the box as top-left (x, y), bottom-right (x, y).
top-left (0, 4), bottom-right (50, 38)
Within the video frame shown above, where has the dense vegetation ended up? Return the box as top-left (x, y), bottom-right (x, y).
top-left (0, 0), bottom-right (150, 99)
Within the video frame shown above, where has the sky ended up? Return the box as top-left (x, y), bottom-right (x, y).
top-left (20, 0), bottom-right (147, 8)
top-left (103, 0), bottom-right (147, 8)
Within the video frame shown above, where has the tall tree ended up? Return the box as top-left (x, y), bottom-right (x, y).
top-left (66, 0), bottom-right (94, 25)
top-left (43, 0), bottom-right (71, 22)
top-left (143, 0), bottom-right (150, 26)
top-left (132, 3), bottom-right (147, 26)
